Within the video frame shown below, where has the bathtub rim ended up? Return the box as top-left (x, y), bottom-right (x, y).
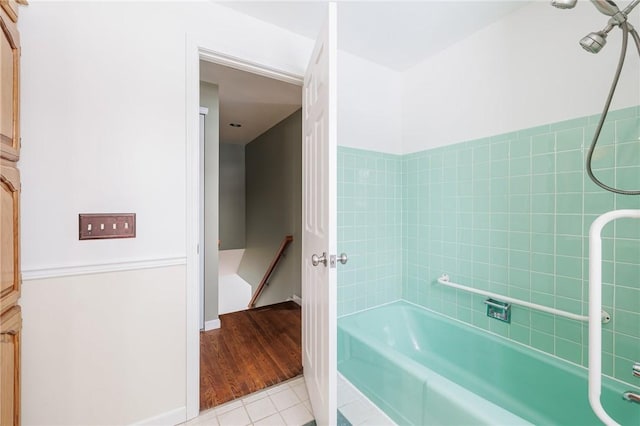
top-left (338, 298), bottom-right (640, 393)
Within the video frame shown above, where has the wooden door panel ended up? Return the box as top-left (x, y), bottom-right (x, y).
top-left (0, 162), bottom-right (19, 313)
top-left (0, 305), bottom-right (21, 426)
top-left (0, 6), bottom-right (20, 161)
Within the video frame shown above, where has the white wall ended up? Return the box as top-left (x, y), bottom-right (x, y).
top-left (338, 50), bottom-right (403, 155)
top-left (18, 2), bottom-right (313, 424)
top-left (402, 1), bottom-right (640, 153)
top-left (201, 82), bottom-right (220, 324)
top-left (21, 267), bottom-right (185, 426)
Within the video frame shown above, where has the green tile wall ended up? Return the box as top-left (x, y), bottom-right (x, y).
top-left (337, 105), bottom-right (640, 388)
top-left (402, 105), bottom-right (640, 386)
top-left (337, 147), bottom-right (403, 316)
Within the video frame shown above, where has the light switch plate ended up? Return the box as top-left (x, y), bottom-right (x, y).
top-left (79, 213), bottom-right (136, 240)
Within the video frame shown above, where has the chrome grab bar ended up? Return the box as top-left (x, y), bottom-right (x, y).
top-left (437, 274), bottom-right (610, 323)
top-left (633, 363), bottom-right (640, 378)
top-left (483, 299), bottom-right (511, 310)
top-left (589, 210), bottom-right (640, 426)
top-left (623, 392), bottom-right (640, 404)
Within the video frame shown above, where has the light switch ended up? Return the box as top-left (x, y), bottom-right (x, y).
top-left (79, 213), bottom-right (136, 240)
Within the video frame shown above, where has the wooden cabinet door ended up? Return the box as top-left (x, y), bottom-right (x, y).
top-left (0, 161), bottom-right (19, 313)
top-left (0, 1), bottom-right (19, 23)
top-left (0, 305), bottom-right (21, 426)
top-left (0, 6), bottom-right (20, 161)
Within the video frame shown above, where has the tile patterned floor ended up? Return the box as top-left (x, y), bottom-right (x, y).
top-left (185, 376), bottom-right (314, 426)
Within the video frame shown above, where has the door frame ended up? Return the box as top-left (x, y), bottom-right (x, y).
top-left (185, 38), bottom-right (304, 420)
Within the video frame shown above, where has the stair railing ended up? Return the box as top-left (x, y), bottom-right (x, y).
top-left (248, 235), bottom-right (294, 308)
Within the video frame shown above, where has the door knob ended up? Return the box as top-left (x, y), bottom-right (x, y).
top-left (311, 252), bottom-right (327, 267)
top-left (336, 253), bottom-right (348, 265)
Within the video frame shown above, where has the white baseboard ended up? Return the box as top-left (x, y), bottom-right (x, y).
top-left (290, 294), bottom-right (302, 306)
top-left (132, 406), bottom-right (186, 426)
top-left (204, 318), bottom-right (221, 331)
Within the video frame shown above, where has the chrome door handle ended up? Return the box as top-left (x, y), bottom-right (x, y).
top-left (336, 253), bottom-right (348, 265)
top-left (633, 362), bottom-right (640, 378)
top-left (311, 252), bottom-right (327, 267)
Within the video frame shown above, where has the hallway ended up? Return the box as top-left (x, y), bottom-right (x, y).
top-left (200, 301), bottom-right (302, 410)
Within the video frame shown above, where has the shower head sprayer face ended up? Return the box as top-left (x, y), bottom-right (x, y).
top-left (580, 31), bottom-right (608, 53)
top-left (551, 0), bottom-right (578, 9)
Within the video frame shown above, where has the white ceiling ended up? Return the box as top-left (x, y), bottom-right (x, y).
top-left (206, 1), bottom-right (530, 146)
top-left (218, 1), bottom-right (531, 71)
top-left (200, 61), bottom-right (302, 145)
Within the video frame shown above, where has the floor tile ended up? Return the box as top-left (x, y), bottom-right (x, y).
top-left (189, 415), bottom-right (219, 426)
top-left (290, 382), bottom-right (309, 402)
top-left (337, 384), bottom-right (360, 407)
top-left (242, 389), bottom-right (269, 404)
top-left (245, 396), bottom-right (278, 422)
top-left (266, 383), bottom-right (290, 395)
top-left (214, 399), bottom-right (243, 416)
top-left (191, 376), bottom-right (315, 426)
top-left (287, 376), bottom-right (304, 387)
top-left (187, 409), bottom-right (219, 425)
top-left (217, 406), bottom-right (251, 426)
top-left (340, 400), bottom-right (372, 425)
top-left (280, 402), bottom-right (313, 426)
top-left (270, 388), bottom-right (300, 411)
top-left (360, 413), bottom-right (395, 426)
top-left (252, 413), bottom-right (286, 426)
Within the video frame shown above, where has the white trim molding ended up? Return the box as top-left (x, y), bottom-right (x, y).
top-left (290, 294), bottom-right (302, 306)
top-left (185, 33), bottom-right (305, 421)
top-left (131, 406), bottom-right (186, 426)
top-left (204, 318), bottom-right (221, 331)
top-left (22, 257), bottom-right (186, 281)
top-left (198, 48), bottom-right (303, 86)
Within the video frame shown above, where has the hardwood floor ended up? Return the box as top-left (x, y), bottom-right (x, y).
top-left (200, 301), bottom-right (302, 411)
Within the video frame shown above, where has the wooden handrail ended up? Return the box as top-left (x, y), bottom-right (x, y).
top-left (248, 235), bottom-right (294, 308)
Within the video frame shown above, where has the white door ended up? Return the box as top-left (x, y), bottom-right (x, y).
top-left (302, 3), bottom-right (337, 425)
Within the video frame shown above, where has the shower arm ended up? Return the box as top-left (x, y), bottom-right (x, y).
top-left (631, 25), bottom-right (640, 55)
top-left (601, 0), bottom-right (640, 26)
top-left (622, 0), bottom-right (640, 16)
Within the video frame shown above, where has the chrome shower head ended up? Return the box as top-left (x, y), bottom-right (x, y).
top-left (551, 0), bottom-right (578, 9)
top-left (590, 0), bottom-right (621, 16)
top-left (580, 31), bottom-right (608, 53)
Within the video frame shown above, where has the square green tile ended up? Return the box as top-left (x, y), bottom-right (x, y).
top-left (531, 272), bottom-right (555, 294)
top-left (532, 133), bottom-right (555, 154)
top-left (532, 252), bottom-right (554, 274)
top-left (615, 286), bottom-right (640, 312)
top-left (555, 337), bottom-right (582, 364)
top-left (509, 157), bottom-right (531, 176)
top-left (556, 214), bottom-right (582, 236)
top-left (616, 116), bottom-right (640, 142)
top-left (613, 309), bottom-right (640, 336)
top-left (531, 330), bottom-right (555, 353)
top-left (532, 173), bottom-right (555, 194)
top-left (556, 150), bottom-right (583, 173)
top-left (510, 324), bottom-right (531, 345)
top-left (615, 334), bottom-right (640, 361)
top-left (532, 153), bottom-right (555, 174)
top-left (510, 137), bottom-right (531, 158)
top-left (556, 128), bottom-right (584, 152)
top-left (556, 193), bottom-right (583, 214)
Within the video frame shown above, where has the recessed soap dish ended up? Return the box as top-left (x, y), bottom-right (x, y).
top-left (485, 298), bottom-right (511, 323)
